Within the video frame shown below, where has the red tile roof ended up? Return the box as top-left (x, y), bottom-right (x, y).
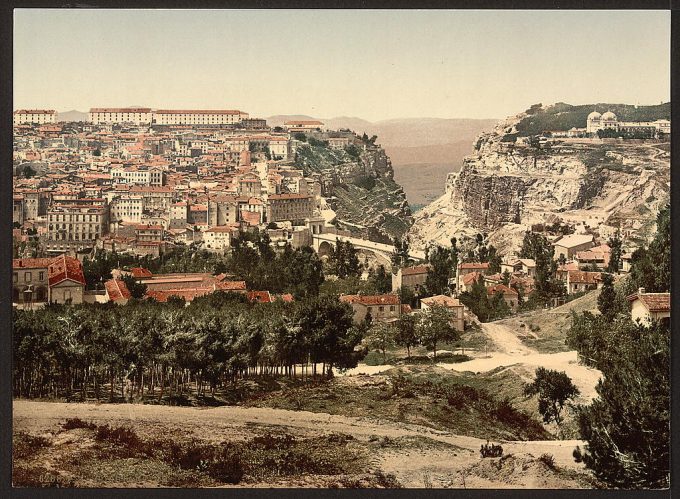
top-left (340, 294), bottom-right (401, 306)
top-left (401, 265), bottom-right (430, 276)
top-left (568, 270), bottom-right (601, 285)
top-left (248, 291), bottom-right (272, 303)
top-left (216, 280), bottom-right (247, 291)
top-left (627, 292), bottom-right (671, 312)
top-left (105, 279), bottom-right (132, 302)
top-left (459, 262), bottom-right (490, 270)
top-left (487, 284), bottom-right (518, 296)
top-left (47, 254), bottom-right (86, 286)
top-left (130, 267), bottom-right (153, 278)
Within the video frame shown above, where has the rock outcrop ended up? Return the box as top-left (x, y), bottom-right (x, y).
top-left (295, 140), bottom-right (413, 241)
top-left (409, 110), bottom-right (670, 254)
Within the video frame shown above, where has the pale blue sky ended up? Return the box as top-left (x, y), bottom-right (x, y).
top-left (14, 9), bottom-right (670, 121)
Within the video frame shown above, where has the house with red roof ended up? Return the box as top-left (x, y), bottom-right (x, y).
top-left (391, 264), bottom-right (430, 293)
top-left (339, 293), bottom-right (401, 324)
top-left (566, 270), bottom-right (602, 295)
top-left (487, 284), bottom-right (519, 310)
top-left (12, 254), bottom-right (86, 306)
top-left (627, 288), bottom-right (670, 326)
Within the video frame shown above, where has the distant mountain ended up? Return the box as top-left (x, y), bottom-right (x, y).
top-left (57, 110), bottom-right (88, 122)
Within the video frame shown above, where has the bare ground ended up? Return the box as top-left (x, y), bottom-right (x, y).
top-left (13, 400), bottom-right (597, 489)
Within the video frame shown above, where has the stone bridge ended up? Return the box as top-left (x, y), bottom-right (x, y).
top-left (312, 232), bottom-right (426, 264)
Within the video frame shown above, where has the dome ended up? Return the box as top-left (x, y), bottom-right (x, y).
top-left (601, 111), bottom-right (617, 121)
top-left (587, 111), bottom-right (602, 120)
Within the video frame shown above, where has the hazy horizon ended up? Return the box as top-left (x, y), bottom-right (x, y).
top-left (14, 9), bottom-right (670, 121)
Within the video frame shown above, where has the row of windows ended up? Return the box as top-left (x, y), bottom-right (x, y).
top-left (49, 214), bottom-right (100, 222)
top-left (13, 271), bottom-right (45, 283)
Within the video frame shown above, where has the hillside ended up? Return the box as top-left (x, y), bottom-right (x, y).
top-left (408, 104), bottom-right (670, 253)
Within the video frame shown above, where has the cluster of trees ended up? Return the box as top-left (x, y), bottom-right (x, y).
top-left (458, 276), bottom-right (511, 323)
top-left (519, 231), bottom-right (565, 305)
top-left (326, 240), bottom-right (360, 278)
top-left (463, 233), bottom-right (502, 274)
top-left (364, 304), bottom-right (459, 361)
top-left (83, 229), bottom-right (326, 300)
top-left (567, 205), bottom-right (670, 488)
top-left (423, 238), bottom-right (458, 296)
top-left (13, 293), bottom-right (363, 401)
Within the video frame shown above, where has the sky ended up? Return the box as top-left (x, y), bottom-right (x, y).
top-left (13, 9), bottom-right (671, 121)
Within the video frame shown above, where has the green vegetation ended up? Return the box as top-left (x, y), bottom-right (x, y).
top-left (83, 229), bottom-right (325, 299)
top-left (459, 275), bottom-right (510, 323)
top-left (13, 293), bottom-right (363, 401)
top-left (14, 421), bottom-right (375, 487)
top-left (248, 368), bottom-right (550, 441)
top-left (352, 174), bottom-right (377, 191)
top-left (523, 368), bottom-right (579, 427)
top-left (327, 239), bottom-right (361, 278)
top-left (515, 102), bottom-right (670, 136)
top-left (567, 204), bottom-right (670, 488)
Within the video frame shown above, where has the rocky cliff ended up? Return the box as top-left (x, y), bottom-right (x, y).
top-left (409, 108), bottom-right (670, 254)
top-left (294, 140), bottom-right (412, 242)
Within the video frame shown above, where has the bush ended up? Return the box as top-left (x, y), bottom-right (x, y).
top-left (539, 453), bottom-right (556, 469)
top-left (95, 424), bottom-right (141, 448)
top-left (13, 433), bottom-right (51, 459)
top-left (62, 418), bottom-right (97, 430)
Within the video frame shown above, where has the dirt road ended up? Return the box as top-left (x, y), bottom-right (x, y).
top-left (438, 322), bottom-right (602, 403)
top-left (13, 400), bottom-right (591, 488)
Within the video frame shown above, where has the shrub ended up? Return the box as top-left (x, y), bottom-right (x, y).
top-left (539, 453), bottom-right (556, 469)
top-left (13, 433), bottom-right (51, 460)
top-left (95, 424), bottom-right (141, 448)
top-left (62, 418), bottom-right (97, 430)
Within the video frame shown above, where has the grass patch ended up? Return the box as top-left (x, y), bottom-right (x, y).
top-left (14, 421), bottom-right (371, 487)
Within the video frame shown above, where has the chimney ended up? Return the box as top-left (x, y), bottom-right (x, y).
top-left (638, 287), bottom-right (645, 295)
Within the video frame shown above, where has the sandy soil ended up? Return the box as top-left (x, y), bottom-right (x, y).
top-left (13, 400), bottom-right (593, 488)
top-left (438, 322), bottom-right (602, 403)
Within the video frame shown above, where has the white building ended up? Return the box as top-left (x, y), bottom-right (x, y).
top-left (111, 166), bottom-right (164, 186)
top-left (268, 136), bottom-right (290, 160)
top-left (108, 194), bottom-right (144, 224)
top-left (89, 108), bottom-right (153, 125)
top-left (586, 111), bottom-right (671, 137)
top-left (154, 109), bottom-right (248, 126)
top-left (203, 226), bottom-right (232, 252)
top-left (13, 109), bottom-right (57, 125)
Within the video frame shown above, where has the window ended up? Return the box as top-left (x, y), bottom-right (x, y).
top-left (13, 272), bottom-right (17, 283)
top-left (390, 305), bottom-right (395, 312)
top-left (379, 306), bottom-right (384, 312)
top-left (25, 272), bottom-right (32, 282)
top-left (39, 271), bottom-right (44, 281)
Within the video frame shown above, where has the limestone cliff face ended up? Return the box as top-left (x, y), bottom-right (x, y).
top-left (295, 141), bottom-right (412, 241)
top-left (409, 112), bottom-right (670, 254)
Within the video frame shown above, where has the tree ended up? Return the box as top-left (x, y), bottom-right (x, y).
top-left (424, 245), bottom-right (453, 296)
top-left (606, 232), bottom-right (622, 273)
top-left (365, 322), bottom-right (396, 363)
top-left (501, 269), bottom-right (512, 285)
top-left (121, 274), bottom-right (147, 299)
top-left (596, 273), bottom-right (623, 321)
top-left (573, 320), bottom-right (669, 488)
top-left (523, 367), bottom-right (580, 427)
top-left (416, 304), bottom-right (459, 360)
top-left (394, 314), bottom-right (418, 358)
top-left (371, 265), bottom-right (392, 294)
